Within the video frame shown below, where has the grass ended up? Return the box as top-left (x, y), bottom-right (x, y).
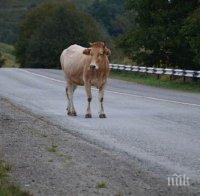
top-left (96, 181), bottom-right (107, 189)
top-left (0, 160), bottom-right (31, 196)
top-left (47, 143), bottom-right (72, 166)
top-left (0, 42), bottom-right (19, 68)
top-left (110, 70), bottom-right (200, 93)
top-left (48, 159), bottom-right (53, 163)
top-left (47, 144), bottom-right (58, 153)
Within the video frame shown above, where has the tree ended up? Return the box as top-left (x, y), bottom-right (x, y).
top-left (181, 6), bottom-right (200, 69)
top-left (0, 52), bottom-right (5, 67)
top-left (118, 0), bottom-right (199, 69)
top-left (15, 1), bottom-right (104, 68)
top-left (88, 0), bottom-right (131, 37)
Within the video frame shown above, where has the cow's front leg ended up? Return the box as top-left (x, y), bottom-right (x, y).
top-left (85, 83), bottom-right (92, 118)
top-left (99, 85), bottom-right (106, 118)
top-left (67, 83), bottom-right (77, 116)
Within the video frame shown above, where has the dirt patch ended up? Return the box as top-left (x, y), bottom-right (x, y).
top-left (0, 97), bottom-right (197, 195)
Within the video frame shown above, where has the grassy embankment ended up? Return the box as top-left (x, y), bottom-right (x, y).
top-left (110, 70), bottom-right (200, 93)
top-left (0, 42), bottom-right (19, 68)
top-left (0, 160), bottom-right (30, 195)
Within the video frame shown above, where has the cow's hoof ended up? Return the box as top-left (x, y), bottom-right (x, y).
top-left (68, 111), bottom-right (77, 116)
top-left (85, 114), bottom-right (92, 118)
top-left (99, 114), bottom-right (106, 118)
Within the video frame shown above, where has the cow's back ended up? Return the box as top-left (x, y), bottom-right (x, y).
top-left (61, 44), bottom-right (85, 70)
top-left (61, 44), bottom-right (91, 85)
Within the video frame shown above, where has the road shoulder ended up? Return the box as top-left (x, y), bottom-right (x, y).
top-left (0, 97), bottom-right (194, 195)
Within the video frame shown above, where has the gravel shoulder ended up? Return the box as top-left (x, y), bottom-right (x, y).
top-left (0, 97), bottom-right (197, 196)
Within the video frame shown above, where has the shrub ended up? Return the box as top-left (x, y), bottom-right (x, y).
top-left (16, 1), bottom-right (104, 68)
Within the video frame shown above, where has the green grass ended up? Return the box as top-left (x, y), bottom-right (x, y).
top-left (47, 144), bottom-right (72, 165)
top-left (0, 160), bottom-right (31, 196)
top-left (110, 70), bottom-right (200, 93)
top-left (0, 42), bottom-right (19, 68)
top-left (48, 159), bottom-right (53, 163)
top-left (47, 144), bottom-right (58, 153)
top-left (96, 181), bottom-right (107, 189)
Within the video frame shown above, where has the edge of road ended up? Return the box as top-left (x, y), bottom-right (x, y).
top-left (18, 68), bottom-right (200, 108)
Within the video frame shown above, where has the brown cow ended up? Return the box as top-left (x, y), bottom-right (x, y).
top-left (60, 42), bottom-right (111, 118)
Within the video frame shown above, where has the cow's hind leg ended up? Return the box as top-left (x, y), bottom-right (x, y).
top-left (66, 87), bottom-right (70, 112)
top-left (66, 83), bottom-right (77, 116)
top-left (99, 85), bottom-right (106, 118)
top-left (84, 83), bottom-right (92, 118)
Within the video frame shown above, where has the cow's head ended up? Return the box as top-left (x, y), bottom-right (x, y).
top-left (83, 42), bottom-right (111, 70)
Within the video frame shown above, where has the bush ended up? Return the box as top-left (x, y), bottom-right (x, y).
top-left (0, 42), bottom-right (19, 68)
top-left (181, 7), bottom-right (200, 69)
top-left (0, 52), bottom-right (5, 67)
top-left (118, 0), bottom-right (199, 70)
top-left (15, 1), bottom-right (104, 68)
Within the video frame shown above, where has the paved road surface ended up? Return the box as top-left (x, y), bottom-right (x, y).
top-left (0, 68), bottom-right (200, 184)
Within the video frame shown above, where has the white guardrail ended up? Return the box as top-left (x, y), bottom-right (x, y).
top-left (109, 64), bottom-right (200, 78)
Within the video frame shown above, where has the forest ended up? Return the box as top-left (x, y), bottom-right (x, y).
top-left (0, 0), bottom-right (199, 70)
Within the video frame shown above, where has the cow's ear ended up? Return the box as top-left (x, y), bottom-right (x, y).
top-left (104, 48), bottom-right (111, 56)
top-left (83, 48), bottom-right (91, 55)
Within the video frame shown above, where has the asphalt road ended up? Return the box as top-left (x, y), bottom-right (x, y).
top-left (0, 68), bottom-right (200, 185)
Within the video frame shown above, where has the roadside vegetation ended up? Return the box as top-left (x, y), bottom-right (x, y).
top-left (96, 181), bottom-right (108, 189)
top-left (47, 143), bottom-right (72, 164)
top-left (15, 1), bottom-right (105, 68)
top-left (0, 160), bottom-right (30, 196)
top-left (0, 0), bottom-right (199, 91)
top-left (118, 0), bottom-right (200, 71)
top-left (47, 144), bottom-right (58, 153)
top-left (110, 70), bottom-right (200, 93)
top-left (0, 42), bottom-right (19, 68)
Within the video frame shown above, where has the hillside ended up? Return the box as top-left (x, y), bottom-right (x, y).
top-left (0, 0), bottom-right (43, 43)
top-left (0, 0), bottom-right (126, 44)
top-left (0, 0), bottom-right (97, 44)
top-left (71, 0), bottom-right (95, 10)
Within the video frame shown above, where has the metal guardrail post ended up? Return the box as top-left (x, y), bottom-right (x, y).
top-left (193, 71), bottom-right (198, 82)
top-left (109, 64), bottom-right (199, 81)
top-left (183, 70), bottom-right (186, 82)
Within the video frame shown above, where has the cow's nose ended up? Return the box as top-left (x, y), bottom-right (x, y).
top-left (90, 64), bottom-right (96, 69)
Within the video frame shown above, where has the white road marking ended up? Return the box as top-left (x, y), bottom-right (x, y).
top-left (20, 69), bottom-right (65, 84)
top-left (20, 69), bottom-right (200, 107)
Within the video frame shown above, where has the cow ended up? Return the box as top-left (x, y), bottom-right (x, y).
top-left (60, 42), bottom-right (111, 118)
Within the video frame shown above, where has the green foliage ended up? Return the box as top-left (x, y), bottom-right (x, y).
top-left (0, 42), bottom-right (19, 67)
top-left (47, 144), bottom-right (58, 153)
top-left (88, 0), bottom-right (132, 37)
top-left (71, 0), bottom-right (95, 10)
top-left (15, 1), bottom-right (104, 68)
top-left (96, 181), bottom-right (107, 189)
top-left (118, 0), bottom-right (199, 70)
top-left (0, 0), bottom-right (44, 44)
top-left (0, 0), bottom-right (96, 44)
top-left (181, 6), bottom-right (200, 67)
top-left (110, 70), bottom-right (200, 92)
top-left (0, 160), bottom-right (30, 196)
top-left (0, 52), bottom-right (5, 67)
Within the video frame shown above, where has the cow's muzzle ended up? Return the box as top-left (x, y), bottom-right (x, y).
top-left (90, 64), bottom-right (99, 70)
